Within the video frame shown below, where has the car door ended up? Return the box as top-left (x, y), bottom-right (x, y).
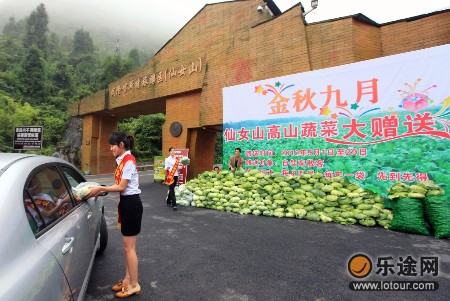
top-left (30, 165), bottom-right (92, 301)
top-left (59, 165), bottom-right (101, 252)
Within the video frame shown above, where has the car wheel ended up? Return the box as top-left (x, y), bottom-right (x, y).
top-left (97, 215), bottom-right (108, 255)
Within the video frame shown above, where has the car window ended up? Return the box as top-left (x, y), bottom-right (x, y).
top-left (23, 166), bottom-right (75, 236)
top-left (23, 189), bottom-right (44, 235)
top-left (60, 166), bottom-right (86, 205)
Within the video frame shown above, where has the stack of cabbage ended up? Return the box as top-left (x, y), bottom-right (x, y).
top-left (176, 169), bottom-right (392, 228)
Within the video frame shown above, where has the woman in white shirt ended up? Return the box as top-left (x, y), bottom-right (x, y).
top-left (164, 147), bottom-right (183, 210)
top-left (87, 131), bottom-right (143, 298)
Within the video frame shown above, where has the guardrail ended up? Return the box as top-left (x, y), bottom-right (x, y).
top-left (137, 164), bottom-right (153, 171)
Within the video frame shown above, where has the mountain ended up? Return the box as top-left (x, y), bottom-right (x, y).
top-left (0, 0), bottom-right (169, 53)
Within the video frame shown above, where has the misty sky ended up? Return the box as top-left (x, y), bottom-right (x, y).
top-left (1, 0), bottom-right (449, 51)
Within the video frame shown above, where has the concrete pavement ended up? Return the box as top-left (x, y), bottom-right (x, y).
top-left (84, 172), bottom-right (450, 301)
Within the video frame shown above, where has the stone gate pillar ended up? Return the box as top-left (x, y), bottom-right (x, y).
top-left (81, 114), bottom-right (118, 174)
top-left (187, 128), bottom-right (217, 179)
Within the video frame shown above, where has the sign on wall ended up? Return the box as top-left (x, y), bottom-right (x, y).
top-left (223, 44), bottom-right (450, 196)
top-left (13, 126), bottom-right (43, 150)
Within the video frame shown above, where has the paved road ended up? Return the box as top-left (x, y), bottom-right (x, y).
top-left (84, 172), bottom-right (450, 301)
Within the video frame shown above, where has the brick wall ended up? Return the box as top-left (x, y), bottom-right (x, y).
top-left (307, 18), bottom-right (357, 69)
top-left (381, 11), bottom-right (450, 56)
top-left (353, 19), bottom-right (382, 62)
top-left (163, 92), bottom-right (201, 151)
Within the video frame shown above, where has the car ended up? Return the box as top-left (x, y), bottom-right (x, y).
top-left (0, 153), bottom-right (108, 301)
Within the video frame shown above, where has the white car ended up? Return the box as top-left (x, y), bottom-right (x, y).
top-left (0, 153), bottom-right (108, 301)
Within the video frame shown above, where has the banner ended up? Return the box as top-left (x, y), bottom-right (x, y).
top-left (153, 156), bottom-right (166, 182)
top-left (223, 44), bottom-right (450, 196)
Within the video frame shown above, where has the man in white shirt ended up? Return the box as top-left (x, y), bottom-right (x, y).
top-left (164, 147), bottom-right (183, 210)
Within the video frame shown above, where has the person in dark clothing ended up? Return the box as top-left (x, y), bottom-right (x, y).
top-left (228, 147), bottom-right (244, 172)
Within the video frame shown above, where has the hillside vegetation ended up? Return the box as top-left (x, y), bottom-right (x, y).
top-left (0, 3), bottom-right (164, 166)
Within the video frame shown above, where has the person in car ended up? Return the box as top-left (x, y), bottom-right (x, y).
top-left (85, 131), bottom-right (143, 298)
top-left (24, 177), bottom-right (59, 226)
top-left (51, 179), bottom-right (74, 217)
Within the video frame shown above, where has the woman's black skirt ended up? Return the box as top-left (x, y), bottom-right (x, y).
top-left (119, 194), bottom-right (143, 236)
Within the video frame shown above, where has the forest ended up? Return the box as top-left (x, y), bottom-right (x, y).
top-left (0, 3), bottom-right (166, 166)
top-left (0, 3), bottom-right (223, 169)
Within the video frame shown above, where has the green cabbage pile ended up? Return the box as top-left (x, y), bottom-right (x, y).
top-left (175, 170), bottom-right (393, 228)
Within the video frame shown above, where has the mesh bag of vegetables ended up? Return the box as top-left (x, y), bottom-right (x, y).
top-left (423, 195), bottom-right (450, 239)
top-left (389, 198), bottom-right (430, 236)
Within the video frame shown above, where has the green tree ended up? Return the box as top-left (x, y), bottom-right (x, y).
top-left (47, 32), bottom-right (63, 62)
top-left (69, 29), bottom-right (100, 91)
top-left (37, 105), bottom-right (68, 147)
top-left (74, 59), bottom-right (100, 87)
top-left (2, 17), bottom-right (23, 38)
top-left (119, 114), bottom-right (165, 160)
top-left (23, 4), bottom-right (49, 55)
top-left (0, 35), bottom-right (22, 72)
top-left (50, 62), bottom-right (74, 100)
top-left (98, 54), bottom-right (130, 89)
top-left (60, 35), bottom-right (73, 53)
top-left (18, 45), bottom-right (47, 105)
top-left (0, 92), bottom-right (39, 152)
top-left (70, 28), bottom-right (95, 65)
top-left (127, 48), bottom-right (141, 71)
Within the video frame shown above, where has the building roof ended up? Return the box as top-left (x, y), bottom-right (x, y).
top-left (305, 7), bottom-right (450, 27)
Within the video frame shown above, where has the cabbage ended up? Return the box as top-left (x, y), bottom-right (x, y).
top-left (263, 210), bottom-right (273, 216)
top-left (180, 157), bottom-right (190, 165)
top-left (74, 186), bottom-right (91, 198)
top-left (73, 182), bottom-right (100, 199)
top-left (359, 218), bottom-right (376, 227)
top-left (319, 213), bottom-right (333, 222)
top-left (273, 211), bottom-right (285, 218)
top-left (294, 209), bottom-right (307, 219)
top-left (306, 212), bottom-right (321, 222)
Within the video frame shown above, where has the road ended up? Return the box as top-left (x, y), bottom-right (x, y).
top-left (84, 172), bottom-right (450, 301)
